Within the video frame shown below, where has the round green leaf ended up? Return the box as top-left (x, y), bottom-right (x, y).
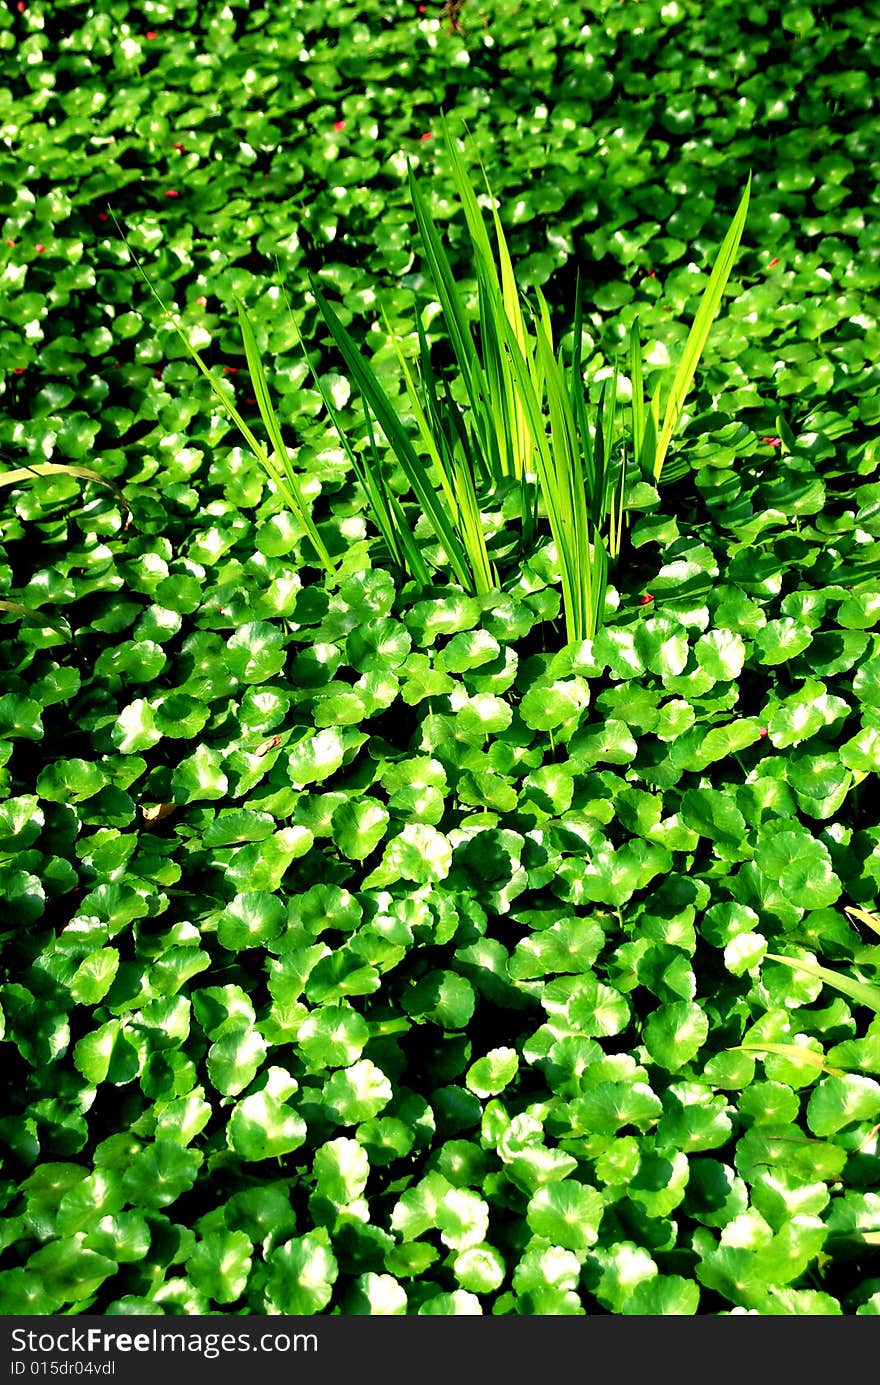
top-left (643, 1000), bottom-right (709, 1071)
top-left (695, 628), bottom-right (746, 680)
top-left (806, 1075), bottom-right (880, 1137)
top-left (227, 1090), bottom-right (308, 1160)
top-left (171, 745), bottom-right (228, 803)
top-left (226, 621), bottom-right (286, 683)
top-left (755, 828), bottom-right (841, 908)
top-left (331, 798), bottom-right (390, 860)
top-left (466, 1048), bottom-right (519, 1098)
top-left (186, 1230), bottom-right (253, 1304)
top-left (217, 892), bottom-right (286, 951)
top-left (111, 699), bottom-right (162, 754)
top-left (313, 1137), bottom-right (370, 1205)
top-left (402, 970), bottom-right (476, 1029)
top-left (754, 617), bottom-right (813, 665)
top-left (265, 1232), bottom-right (338, 1314)
top-left (321, 1059), bottom-right (393, 1125)
top-left (296, 1004), bottom-right (370, 1068)
top-left (526, 1180), bottom-right (604, 1253)
top-left (520, 678), bottom-right (589, 732)
top-left (120, 1140), bottom-right (203, 1210)
top-left (622, 1274), bottom-right (700, 1314)
top-left (206, 1024), bottom-right (268, 1096)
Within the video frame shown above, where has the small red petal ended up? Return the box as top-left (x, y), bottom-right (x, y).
top-left (195, 295), bottom-right (208, 306)
top-left (768, 257), bottom-right (779, 268)
top-left (35, 244), bottom-right (45, 253)
top-left (222, 366), bottom-right (239, 374)
top-left (758, 726), bottom-right (768, 738)
top-left (5, 239), bottom-right (15, 246)
top-left (13, 367), bottom-right (26, 375)
top-left (163, 189), bottom-right (180, 198)
top-left (145, 30), bottom-right (158, 39)
top-left (761, 436), bottom-right (781, 446)
top-left (333, 120), bottom-right (346, 132)
top-left (172, 143), bottom-right (186, 153)
top-left (16, 2), bottom-right (25, 11)
top-left (418, 4), bottom-right (426, 10)
top-left (154, 370), bottom-right (164, 378)
top-left (420, 132), bottom-right (433, 142)
top-left (639, 593), bottom-right (654, 605)
top-left (244, 396), bottom-right (257, 405)
top-left (97, 212), bottom-right (109, 222)
top-left (646, 268), bottom-right (656, 278)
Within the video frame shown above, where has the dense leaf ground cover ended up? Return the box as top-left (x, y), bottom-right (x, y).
top-left (2, 0), bottom-right (880, 1316)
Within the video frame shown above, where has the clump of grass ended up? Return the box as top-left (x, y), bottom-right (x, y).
top-left (300, 116), bottom-right (749, 640)
top-left (123, 120), bottom-right (749, 641)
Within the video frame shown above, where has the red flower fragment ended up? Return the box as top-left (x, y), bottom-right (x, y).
top-left (163, 189), bottom-right (181, 198)
top-left (222, 366), bottom-right (239, 374)
top-left (98, 212), bottom-right (109, 222)
top-left (758, 726), bottom-right (768, 738)
top-left (420, 132), bottom-right (433, 142)
top-left (768, 257), bottom-right (779, 268)
top-left (13, 367), bottom-right (26, 375)
top-left (333, 120), bottom-right (346, 132)
top-left (16, 1), bottom-right (26, 11)
top-left (172, 143), bottom-right (186, 153)
top-left (195, 295), bottom-right (208, 307)
top-left (639, 593), bottom-right (654, 606)
top-left (145, 30), bottom-right (158, 39)
top-left (761, 436), bottom-right (781, 447)
top-left (35, 244), bottom-right (45, 253)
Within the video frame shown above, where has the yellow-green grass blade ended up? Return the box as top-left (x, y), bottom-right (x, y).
top-left (845, 906), bottom-right (880, 939)
top-left (234, 296), bottom-right (337, 571)
top-left (410, 158), bottom-right (516, 491)
top-left (361, 403), bottom-right (432, 585)
top-left (766, 953), bottom-right (880, 1014)
top-left (629, 317), bottom-right (647, 477)
top-left (487, 200), bottom-right (534, 479)
top-left (450, 447), bottom-right (497, 595)
top-left (442, 118), bottom-right (534, 480)
top-left (475, 256), bottom-right (530, 482)
top-left (0, 461), bottom-right (130, 525)
top-left (533, 318), bottom-right (601, 642)
top-left (293, 312), bottom-right (428, 585)
top-left (733, 1043), bottom-right (845, 1077)
top-left (383, 309), bottom-right (459, 514)
top-left (310, 281), bottom-right (475, 592)
top-left (652, 176), bottom-right (751, 482)
top-left (116, 220), bottom-right (336, 574)
top-left (407, 163), bottom-right (487, 418)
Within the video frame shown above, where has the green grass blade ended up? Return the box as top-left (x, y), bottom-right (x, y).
top-left (127, 257), bottom-right (337, 572)
top-left (278, 293), bottom-right (422, 581)
top-left (629, 316), bottom-right (648, 477)
top-left (766, 953), bottom-right (880, 1014)
top-left (733, 1043), bottom-right (844, 1077)
top-left (234, 296), bottom-right (336, 572)
top-left (311, 281), bottom-right (475, 591)
top-left (407, 162), bottom-right (485, 411)
top-left (652, 176), bottom-right (751, 482)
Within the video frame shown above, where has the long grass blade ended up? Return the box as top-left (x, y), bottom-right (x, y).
top-left (114, 216), bottom-right (338, 575)
top-left (235, 297), bottom-right (336, 571)
top-left (766, 953), bottom-right (880, 1014)
top-left (733, 1043), bottom-right (844, 1077)
top-left (652, 176), bottom-right (751, 482)
top-left (310, 280), bottom-right (475, 591)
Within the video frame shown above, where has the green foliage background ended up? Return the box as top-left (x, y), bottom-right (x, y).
top-left (1, 0), bottom-right (880, 1315)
